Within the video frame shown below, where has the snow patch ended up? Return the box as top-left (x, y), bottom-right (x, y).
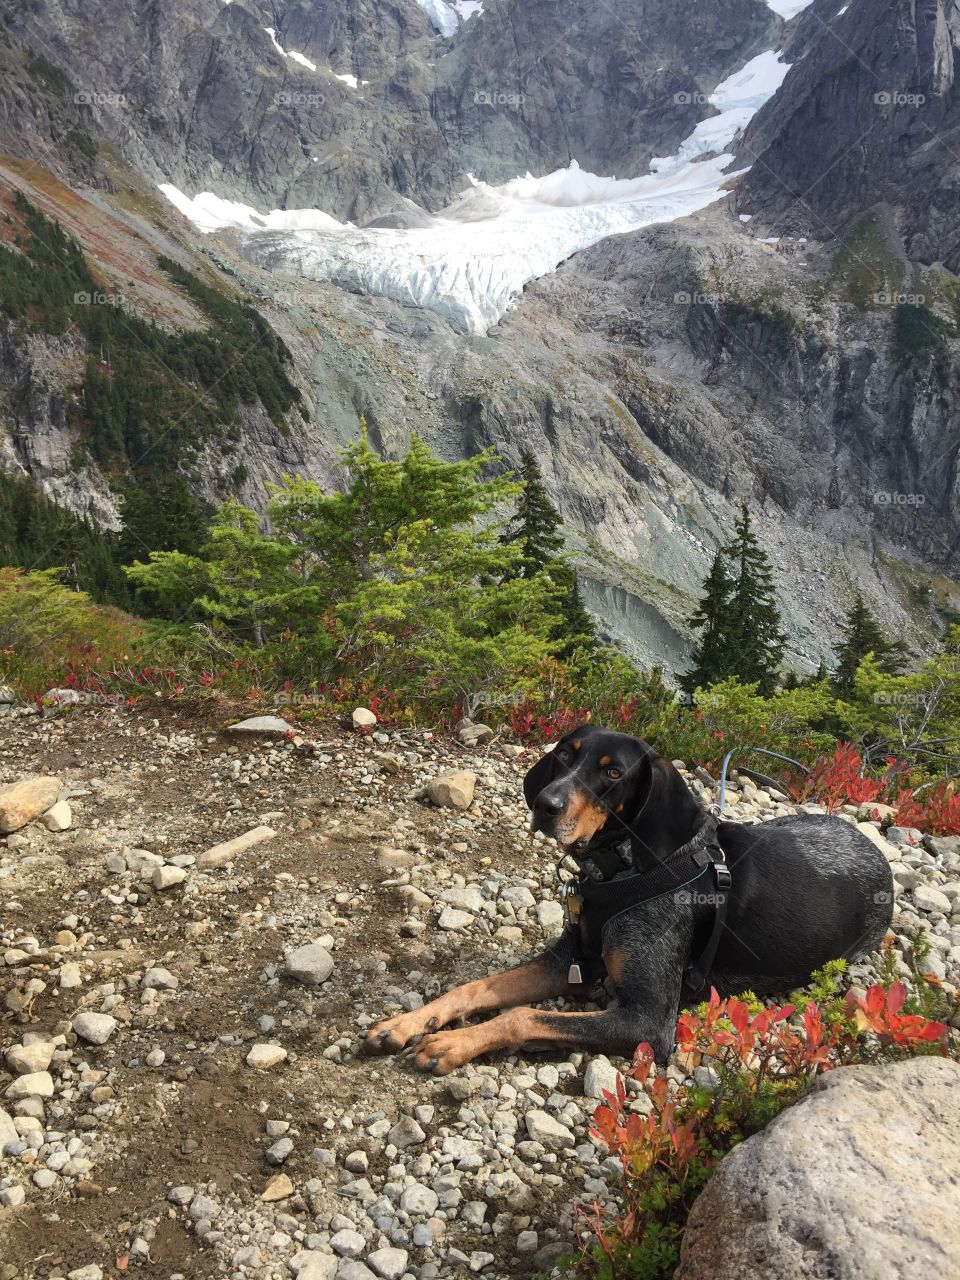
top-left (764, 0), bottom-right (814, 16)
top-left (159, 185), bottom-right (343, 234)
top-left (414, 0), bottom-right (459, 37)
top-left (452, 0), bottom-right (484, 19)
top-left (263, 27), bottom-right (317, 71)
top-left (335, 73), bottom-right (369, 88)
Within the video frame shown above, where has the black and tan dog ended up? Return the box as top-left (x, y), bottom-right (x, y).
top-left (367, 725), bottom-right (893, 1073)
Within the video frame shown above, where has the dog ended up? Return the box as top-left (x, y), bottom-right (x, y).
top-left (366, 725), bottom-right (894, 1073)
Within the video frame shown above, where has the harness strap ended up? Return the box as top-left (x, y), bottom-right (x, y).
top-left (562, 816), bottom-right (731, 990)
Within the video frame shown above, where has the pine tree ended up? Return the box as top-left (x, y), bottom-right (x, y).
top-left (833, 592), bottom-right (908, 695)
top-left (724, 504), bottom-right (786, 695)
top-left (501, 450), bottom-right (596, 654)
top-left (681, 505), bottom-right (785, 696)
top-left (680, 550), bottom-right (735, 696)
top-left (500, 450), bottom-right (564, 576)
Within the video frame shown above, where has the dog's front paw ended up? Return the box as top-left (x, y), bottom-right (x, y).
top-left (364, 1011), bottom-right (442, 1054)
top-left (409, 1029), bottom-right (476, 1075)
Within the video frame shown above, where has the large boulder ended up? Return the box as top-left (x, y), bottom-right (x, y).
top-left (0, 776), bottom-right (61, 834)
top-left (677, 1056), bottom-right (960, 1280)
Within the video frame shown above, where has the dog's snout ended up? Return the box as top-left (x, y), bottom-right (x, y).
top-left (534, 788), bottom-right (566, 817)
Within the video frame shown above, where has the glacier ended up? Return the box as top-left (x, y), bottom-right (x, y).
top-left (158, 48), bottom-right (793, 334)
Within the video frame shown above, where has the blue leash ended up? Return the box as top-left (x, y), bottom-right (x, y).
top-left (717, 746), bottom-right (811, 817)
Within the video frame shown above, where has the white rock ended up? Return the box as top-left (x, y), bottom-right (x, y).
top-left (500, 885), bottom-right (536, 909)
top-left (5, 1071), bottom-right (54, 1100)
top-left (67, 1267), bottom-right (104, 1280)
top-left (291, 1253), bottom-right (339, 1280)
top-left (196, 825), bottom-right (276, 870)
top-left (331, 1229), bottom-right (366, 1258)
top-left (283, 943), bottom-right (334, 986)
top-left (426, 770), bottom-right (477, 810)
top-left (914, 884), bottom-right (952, 914)
top-left (536, 900), bottom-right (564, 933)
top-left (0, 1184), bottom-right (25, 1207)
top-left (72, 1012), bottom-right (117, 1045)
top-left (153, 864), bottom-right (187, 890)
top-left (246, 1043), bottom-right (288, 1069)
top-left (438, 907), bottom-right (474, 931)
top-left (59, 963), bottom-right (82, 989)
top-left (440, 885), bottom-right (484, 913)
top-left (399, 1182), bottom-right (439, 1215)
top-left (142, 966), bottom-right (178, 990)
top-left (352, 707), bottom-right (377, 728)
top-left (228, 715), bottom-right (294, 735)
top-left (0, 1105), bottom-right (18, 1146)
top-left (41, 800), bottom-right (72, 832)
top-left (6, 1040), bottom-right (54, 1075)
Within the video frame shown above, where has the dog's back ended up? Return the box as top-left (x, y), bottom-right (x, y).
top-left (703, 813), bottom-right (895, 997)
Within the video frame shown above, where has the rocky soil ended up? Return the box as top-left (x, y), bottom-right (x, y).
top-left (1, 703), bottom-right (960, 1280)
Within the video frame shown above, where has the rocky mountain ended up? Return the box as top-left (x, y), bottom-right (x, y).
top-left (1, 0), bottom-right (960, 676)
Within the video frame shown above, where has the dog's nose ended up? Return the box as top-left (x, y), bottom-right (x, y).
top-left (534, 790), bottom-right (565, 817)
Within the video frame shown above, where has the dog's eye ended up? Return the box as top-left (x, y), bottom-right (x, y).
top-left (606, 767), bottom-right (621, 779)
top-left (556, 749), bottom-right (569, 762)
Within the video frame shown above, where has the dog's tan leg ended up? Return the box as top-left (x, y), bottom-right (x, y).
top-left (366, 961), bottom-right (571, 1054)
top-left (407, 1006), bottom-right (620, 1074)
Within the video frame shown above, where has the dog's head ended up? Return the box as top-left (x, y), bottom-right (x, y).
top-left (523, 724), bottom-right (657, 853)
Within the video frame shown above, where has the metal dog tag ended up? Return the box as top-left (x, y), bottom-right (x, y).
top-left (568, 963), bottom-right (583, 984)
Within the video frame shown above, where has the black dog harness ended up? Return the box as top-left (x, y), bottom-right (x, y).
top-left (560, 815), bottom-right (731, 993)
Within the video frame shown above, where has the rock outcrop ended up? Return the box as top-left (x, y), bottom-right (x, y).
top-left (678, 1056), bottom-right (960, 1280)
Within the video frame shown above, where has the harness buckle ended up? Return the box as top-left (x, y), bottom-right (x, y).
top-left (714, 863), bottom-right (732, 893)
top-left (561, 882), bottom-right (583, 925)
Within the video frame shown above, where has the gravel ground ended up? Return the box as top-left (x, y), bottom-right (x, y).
top-left (1, 704), bottom-right (959, 1280)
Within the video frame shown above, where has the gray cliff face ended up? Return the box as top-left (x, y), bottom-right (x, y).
top-left (5, 0), bottom-right (778, 218)
top-left (738, 0), bottom-right (960, 267)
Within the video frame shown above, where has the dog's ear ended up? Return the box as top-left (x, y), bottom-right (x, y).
top-left (523, 748), bottom-right (557, 809)
top-left (616, 748), bottom-right (655, 825)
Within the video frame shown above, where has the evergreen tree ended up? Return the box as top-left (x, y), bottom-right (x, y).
top-left (500, 450), bottom-right (564, 576)
top-left (680, 550), bottom-right (735, 696)
top-left (724, 504), bottom-right (786, 695)
top-left (500, 450), bottom-right (596, 655)
top-left (832, 592), bottom-right (908, 695)
top-left (682, 505), bottom-right (785, 697)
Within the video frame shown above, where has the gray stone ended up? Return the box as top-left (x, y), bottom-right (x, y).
top-left (291, 1253), bottom-right (339, 1280)
top-left (367, 1248), bottom-right (408, 1280)
top-left (388, 1115), bottom-right (426, 1148)
top-left (440, 885), bottom-right (483, 913)
top-left (677, 1057), bottom-right (960, 1280)
top-left (72, 1012), bottom-right (117, 1045)
top-left (0, 1184), bottom-right (25, 1207)
top-left (523, 1109), bottom-right (574, 1151)
top-left (0, 1106), bottom-right (18, 1147)
top-left (331, 1229), bottom-right (366, 1258)
top-left (499, 885), bottom-right (536, 909)
top-left (284, 943), bottom-right (335, 986)
top-left (583, 1055), bottom-right (621, 1099)
top-left (67, 1268), bottom-right (104, 1280)
top-left (399, 1182), bottom-right (439, 1215)
top-left (266, 1137), bottom-right (295, 1164)
top-left (536, 899), bottom-right (565, 933)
